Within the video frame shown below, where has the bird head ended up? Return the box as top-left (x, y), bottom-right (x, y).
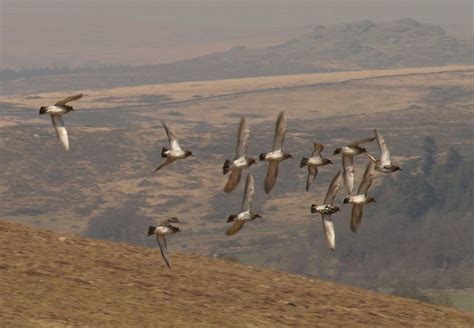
top-left (147, 226), bottom-right (157, 236)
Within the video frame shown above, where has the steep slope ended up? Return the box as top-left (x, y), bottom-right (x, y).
top-left (1, 220), bottom-right (473, 327)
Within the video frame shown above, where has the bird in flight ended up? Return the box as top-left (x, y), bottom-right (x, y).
top-left (260, 111), bottom-right (292, 193)
top-left (311, 171), bottom-right (343, 251)
top-left (226, 174), bottom-right (262, 236)
top-left (365, 129), bottom-right (401, 173)
top-left (155, 121), bottom-right (193, 172)
top-left (39, 93), bottom-right (83, 151)
top-left (343, 161), bottom-right (376, 233)
top-left (148, 217), bottom-right (181, 269)
top-left (333, 135), bottom-right (375, 194)
top-left (300, 143), bottom-right (333, 191)
top-left (223, 117), bottom-right (257, 193)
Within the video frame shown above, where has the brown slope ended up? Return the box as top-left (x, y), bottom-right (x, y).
top-left (0, 219), bottom-right (473, 327)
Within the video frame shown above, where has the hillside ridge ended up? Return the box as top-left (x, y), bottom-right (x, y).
top-left (1, 219), bottom-right (473, 327)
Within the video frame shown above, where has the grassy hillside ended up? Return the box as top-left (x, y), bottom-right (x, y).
top-left (1, 220), bottom-right (473, 327)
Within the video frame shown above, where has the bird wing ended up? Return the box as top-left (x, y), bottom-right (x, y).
top-left (306, 165), bottom-right (318, 192)
top-left (154, 158), bottom-right (176, 172)
top-left (324, 171), bottom-right (342, 205)
top-left (322, 214), bottom-right (335, 251)
top-left (272, 111), bottom-right (287, 151)
top-left (342, 155), bottom-right (354, 194)
top-left (348, 136), bottom-right (376, 146)
top-left (225, 219), bottom-right (246, 236)
top-left (310, 143), bottom-right (324, 157)
top-left (374, 129), bottom-right (391, 166)
top-left (241, 174), bottom-right (255, 212)
top-left (162, 217), bottom-right (180, 225)
top-left (161, 121), bottom-right (181, 150)
top-left (51, 115), bottom-right (69, 151)
top-left (235, 117), bottom-right (250, 158)
top-left (350, 204), bottom-right (364, 233)
top-left (364, 151), bottom-right (378, 164)
top-left (156, 235), bottom-right (171, 269)
top-left (224, 168), bottom-right (242, 193)
top-left (264, 161), bottom-right (279, 194)
top-left (54, 93), bottom-right (83, 106)
top-left (358, 161), bottom-right (375, 196)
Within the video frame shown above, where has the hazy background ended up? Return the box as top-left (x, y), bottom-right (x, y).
top-left (0, 0), bottom-right (473, 313)
top-left (2, 0), bottom-right (472, 69)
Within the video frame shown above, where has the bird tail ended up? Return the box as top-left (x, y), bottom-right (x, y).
top-left (161, 147), bottom-right (168, 158)
top-left (227, 214), bottom-right (237, 223)
top-left (147, 226), bottom-right (156, 236)
top-left (310, 204), bottom-right (317, 213)
top-left (223, 159), bottom-right (231, 175)
top-left (39, 107), bottom-right (47, 115)
top-left (170, 226), bottom-right (181, 233)
top-left (333, 148), bottom-right (342, 155)
top-left (300, 157), bottom-right (309, 168)
top-left (259, 153), bottom-right (266, 161)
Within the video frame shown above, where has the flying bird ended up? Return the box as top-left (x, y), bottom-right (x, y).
top-left (333, 135), bottom-right (375, 194)
top-left (300, 143), bottom-right (333, 191)
top-left (148, 217), bottom-right (181, 269)
top-left (38, 93), bottom-right (83, 151)
top-left (260, 111), bottom-right (292, 193)
top-left (311, 171), bottom-right (342, 251)
top-left (155, 121), bottom-right (193, 172)
top-left (226, 174), bottom-right (262, 236)
top-left (223, 117), bottom-right (257, 193)
top-left (365, 129), bottom-right (401, 173)
top-left (343, 161), bottom-right (376, 233)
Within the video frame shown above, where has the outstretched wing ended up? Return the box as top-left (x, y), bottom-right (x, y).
top-left (272, 111), bottom-right (287, 151)
top-left (306, 166), bottom-right (318, 192)
top-left (51, 115), bottom-right (69, 151)
top-left (54, 93), bottom-right (83, 106)
top-left (162, 217), bottom-right (180, 226)
top-left (161, 121), bottom-right (181, 150)
top-left (264, 161), bottom-right (279, 194)
top-left (310, 143), bottom-right (324, 157)
top-left (323, 171), bottom-right (342, 205)
top-left (224, 169), bottom-right (242, 193)
top-left (365, 151), bottom-right (378, 164)
top-left (156, 235), bottom-right (171, 269)
top-left (322, 214), bottom-right (335, 251)
top-left (350, 205), bottom-right (364, 233)
top-left (374, 129), bottom-right (391, 167)
top-left (358, 161), bottom-right (375, 196)
top-left (342, 155), bottom-right (354, 194)
top-left (348, 136), bottom-right (375, 147)
top-left (225, 220), bottom-right (246, 236)
top-left (235, 117), bottom-right (250, 159)
top-left (154, 158), bottom-right (176, 172)
top-left (241, 174), bottom-right (255, 211)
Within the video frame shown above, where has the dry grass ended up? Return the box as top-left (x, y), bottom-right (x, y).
top-left (1, 65), bottom-right (471, 113)
top-left (1, 220), bottom-right (473, 327)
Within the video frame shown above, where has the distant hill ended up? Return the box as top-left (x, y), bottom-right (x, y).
top-left (1, 220), bottom-right (473, 327)
top-left (1, 19), bottom-right (472, 94)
